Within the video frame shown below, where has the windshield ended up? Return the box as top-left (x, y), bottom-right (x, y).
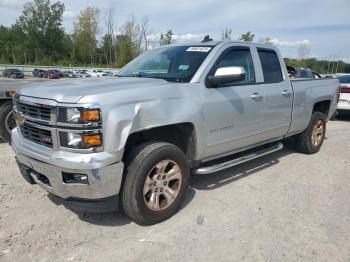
top-left (117, 45), bottom-right (214, 82)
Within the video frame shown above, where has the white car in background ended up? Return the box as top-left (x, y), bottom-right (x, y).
top-left (74, 70), bottom-right (91, 78)
top-left (337, 74), bottom-right (350, 112)
top-left (87, 69), bottom-right (105, 77)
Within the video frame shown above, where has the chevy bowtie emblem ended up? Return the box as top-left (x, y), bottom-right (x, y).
top-left (15, 113), bottom-right (25, 126)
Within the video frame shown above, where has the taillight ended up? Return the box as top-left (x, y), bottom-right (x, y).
top-left (340, 85), bottom-right (350, 93)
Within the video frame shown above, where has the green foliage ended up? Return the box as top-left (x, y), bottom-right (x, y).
top-left (72, 6), bottom-right (101, 65)
top-left (17, 0), bottom-right (65, 62)
top-left (116, 35), bottom-right (138, 67)
top-left (239, 31), bottom-right (255, 42)
top-left (160, 30), bottom-right (174, 46)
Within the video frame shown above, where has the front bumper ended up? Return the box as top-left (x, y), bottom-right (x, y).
top-left (12, 128), bottom-right (124, 201)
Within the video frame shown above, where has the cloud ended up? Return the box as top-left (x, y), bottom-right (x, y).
top-left (147, 33), bottom-right (204, 43)
top-left (63, 10), bottom-right (75, 19)
top-left (271, 39), bottom-right (311, 48)
top-left (0, 0), bottom-right (23, 8)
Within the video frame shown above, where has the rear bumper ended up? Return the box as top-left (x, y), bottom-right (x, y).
top-left (337, 102), bottom-right (350, 111)
top-left (12, 128), bottom-right (124, 201)
top-left (338, 95), bottom-right (350, 111)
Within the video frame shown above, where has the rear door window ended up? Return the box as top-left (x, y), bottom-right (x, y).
top-left (258, 49), bottom-right (284, 83)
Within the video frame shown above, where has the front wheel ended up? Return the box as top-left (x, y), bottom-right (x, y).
top-left (295, 111), bottom-right (326, 154)
top-left (0, 101), bottom-right (16, 142)
top-left (122, 142), bottom-right (190, 225)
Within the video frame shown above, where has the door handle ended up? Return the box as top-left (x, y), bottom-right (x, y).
top-left (281, 90), bottom-right (292, 97)
top-left (251, 92), bottom-right (263, 100)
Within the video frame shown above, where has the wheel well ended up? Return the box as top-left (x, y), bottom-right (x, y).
top-left (123, 123), bottom-right (196, 161)
top-left (0, 99), bottom-right (12, 108)
top-left (313, 100), bottom-right (331, 117)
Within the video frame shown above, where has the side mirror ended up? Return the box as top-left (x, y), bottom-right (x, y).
top-left (206, 66), bottom-right (246, 88)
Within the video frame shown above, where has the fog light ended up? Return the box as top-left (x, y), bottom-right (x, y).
top-left (82, 134), bottom-right (101, 147)
top-left (62, 172), bottom-right (89, 184)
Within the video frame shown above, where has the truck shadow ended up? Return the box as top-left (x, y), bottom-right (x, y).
top-left (190, 141), bottom-right (296, 191)
top-left (48, 141), bottom-right (296, 226)
top-left (47, 194), bottom-right (132, 226)
top-left (47, 187), bottom-right (196, 227)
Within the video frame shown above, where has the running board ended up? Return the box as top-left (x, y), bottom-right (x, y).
top-left (193, 142), bottom-right (283, 175)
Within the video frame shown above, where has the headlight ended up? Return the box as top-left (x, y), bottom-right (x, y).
top-left (59, 108), bottom-right (101, 124)
top-left (60, 132), bottom-right (102, 150)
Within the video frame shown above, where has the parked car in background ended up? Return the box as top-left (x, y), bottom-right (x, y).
top-left (3, 69), bottom-right (24, 79)
top-left (287, 66), bottom-right (321, 79)
top-left (102, 71), bottom-right (114, 77)
top-left (62, 71), bottom-right (77, 78)
top-left (43, 70), bottom-right (60, 79)
top-left (88, 69), bottom-right (105, 77)
top-left (52, 70), bottom-right (64, 78)
top-left (337, 74), bottom-right (350, 112)
top-left (77, 71), bottom-right (91, 78)
top-left (32, 69), bottom-right (46, 78)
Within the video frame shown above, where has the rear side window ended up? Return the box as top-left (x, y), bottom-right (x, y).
top-left (215, 48), bottom-right (256, 85)
top-left (258, 49), bottom-right (284, 83)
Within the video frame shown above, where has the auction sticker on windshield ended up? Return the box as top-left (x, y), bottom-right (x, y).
top-left (187, 47), bottom-right (212, 52)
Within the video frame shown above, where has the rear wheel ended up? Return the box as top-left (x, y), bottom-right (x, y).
top-left (122, 142), bottom-right (190, 225)
top-left (295, 111), bottom-right (326, 154)
top-left (0, 101), bottom-right (15, 142)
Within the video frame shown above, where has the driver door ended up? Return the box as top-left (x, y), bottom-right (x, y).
top-left (202, 46), bottom-right (265, 159)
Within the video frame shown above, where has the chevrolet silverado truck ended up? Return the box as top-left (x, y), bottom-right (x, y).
top-left (12, 40), bottom-right (340, 225)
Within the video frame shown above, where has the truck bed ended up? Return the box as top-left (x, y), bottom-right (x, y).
top-left (288, 78), bottom-right (339, 135)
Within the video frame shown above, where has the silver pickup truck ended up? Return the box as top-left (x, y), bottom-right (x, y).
top-left (12, 40), bottom-right (339, 225)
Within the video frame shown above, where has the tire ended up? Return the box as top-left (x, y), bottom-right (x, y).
top-left (122, 142), bottom-right (190, 225)
top-left (295, 111), bottom-right (326, 154)
top-left (0, 101), bottom-right (15, 142)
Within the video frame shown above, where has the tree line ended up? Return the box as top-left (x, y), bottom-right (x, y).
top-left (0, 0), bottom-right (349, 73)
top-left (0, 0), bottom-right (153, 67)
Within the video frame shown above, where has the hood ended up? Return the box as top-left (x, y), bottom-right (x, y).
top-left (18, 77), bottom-right (173, 103)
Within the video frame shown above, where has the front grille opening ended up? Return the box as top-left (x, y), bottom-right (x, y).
top-left (20, 123), bottom-right (53, 148)
top-left (16, 102), bottom-right (51, 122)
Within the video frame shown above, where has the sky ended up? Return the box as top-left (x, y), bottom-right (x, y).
top-left (0, 0), bottom-right (350, 62)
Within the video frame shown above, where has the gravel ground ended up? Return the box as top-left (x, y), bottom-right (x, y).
top-left (0, 118), bottom-right (350, 262)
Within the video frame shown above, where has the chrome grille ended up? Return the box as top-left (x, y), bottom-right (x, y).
top-left (16, 101), bottom-right (51, 122)
top-left (19, 123), bottom-right (53, 148)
